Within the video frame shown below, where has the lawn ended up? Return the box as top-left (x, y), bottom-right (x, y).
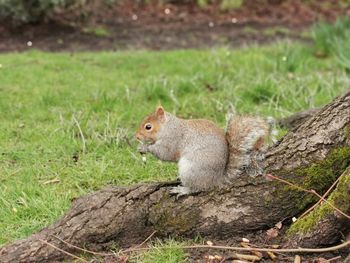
top-left (0, 40), bottom-right (349, 260)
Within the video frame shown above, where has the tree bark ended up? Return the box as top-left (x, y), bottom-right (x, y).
top-left (1, 91), bottom-right (350, 263)
top-left (278, 107), bottom-right (320, 130)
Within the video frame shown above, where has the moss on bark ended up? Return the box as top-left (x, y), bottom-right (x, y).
top-left (287, 166), bottom-right (350, 235)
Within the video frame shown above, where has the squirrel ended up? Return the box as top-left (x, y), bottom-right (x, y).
top-left (135, 105), bottom-right (275, 196)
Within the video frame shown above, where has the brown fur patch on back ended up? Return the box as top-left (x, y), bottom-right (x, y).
top-left (186, 119), bottom-right (226, 137)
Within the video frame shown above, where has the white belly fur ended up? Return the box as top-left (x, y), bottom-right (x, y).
top-left (178, 157), bottom-right (192, 180)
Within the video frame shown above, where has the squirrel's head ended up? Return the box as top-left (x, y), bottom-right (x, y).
top-left (135, 105), bottom-right (166, 144)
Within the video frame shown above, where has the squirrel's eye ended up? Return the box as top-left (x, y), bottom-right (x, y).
top-left (145, 123), bottom-right (152, 131)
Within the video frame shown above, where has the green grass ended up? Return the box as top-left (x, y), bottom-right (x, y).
top-left (312, 17), bottom-right (350, 59)
top-left (130, 239), bottom-right (188, 263)
top-left (82, 26), bottom-right (110, 37)
top-left (0, 41), bottom-right (349, 253)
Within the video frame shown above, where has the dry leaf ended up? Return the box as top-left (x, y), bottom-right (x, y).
top-left (275, 221), bottom-right (282, 229)
top-left (267, 251), bottom-right (277, 260)
top-left (234, 253), bottom-right (261, 261)
top-left (206, 240), bottom-right (214, 246)
top-left (241, 237), bottom-right (250, 243)
top-left (294, 255), bottom-right (301, 263)
top-left (266, 228), bottom-right (278, 239)
top-left (240, 242), bottom-right (263, 258)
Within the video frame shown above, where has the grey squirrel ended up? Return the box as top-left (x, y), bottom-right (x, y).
top-left (135, 105), bottom-right (275, 196)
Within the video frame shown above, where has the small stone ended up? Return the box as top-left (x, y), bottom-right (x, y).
top-left (242, 237), bottom-right (250, 243)
top-left (206, 240), bottom-right (213, 246)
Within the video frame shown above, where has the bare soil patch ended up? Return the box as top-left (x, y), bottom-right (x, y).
top-left (0, 0), bottom-right (349, 52)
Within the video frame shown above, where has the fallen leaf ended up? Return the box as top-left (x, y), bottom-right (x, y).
top-left (266, 228), bottom-right (278, 239)
top-left (294, 255), bottom-right (301, 263)
top-left (206, 240), bottom-right (213, 246)
top-left (235, 253), bottom-right (261, 261)
top-left (240, 242), bottom-right (263, 258)
top-left (275, 221), bottom-right (282, 229)
top-left (267, 251), bottom-right (277, 260)
top-left (241, 237), bottom-right (250, 243)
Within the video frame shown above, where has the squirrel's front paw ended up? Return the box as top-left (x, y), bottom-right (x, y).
top-left (137, 143), bottom-right (148, 154)
top-left (169, 186), bottom-right (192, 198)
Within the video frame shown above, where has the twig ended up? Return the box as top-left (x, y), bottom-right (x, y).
top-left (266, 173), bottom-right (350, 220)
top-left (39, 239), bottom-right (88, 263)
top-left (328, 255), bottom-right (342, 262)
top-left (72, 115), bottom-right (86, 154)
top-left (299, 173), bottom-right (343, 219)
top-left (134, 231), bottom-right (157, 249)
top-left (43, 238), bottom-right (349, 260)
top-left (51, 235), bottom-right (114, 257)
top-left (120, 240), bottom-right (350, 254)
top-left (51, 231), bottom-right (157, 257)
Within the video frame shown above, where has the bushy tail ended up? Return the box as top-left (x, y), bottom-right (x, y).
top-left (225, 114), bottom-right (276, 180)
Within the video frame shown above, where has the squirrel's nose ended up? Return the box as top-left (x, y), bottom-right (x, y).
top-left (135, 133), bottom-right (142, 141)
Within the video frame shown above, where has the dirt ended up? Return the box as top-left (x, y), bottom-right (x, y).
top-left (0, 0), bottom-right (349, 52)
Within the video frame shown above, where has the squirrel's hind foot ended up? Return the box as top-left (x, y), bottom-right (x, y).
top-left (169, 186), bottom-right (195, 198)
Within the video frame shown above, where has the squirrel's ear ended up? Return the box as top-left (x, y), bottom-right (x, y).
top-left (156, 105), bottom-right (165, 122)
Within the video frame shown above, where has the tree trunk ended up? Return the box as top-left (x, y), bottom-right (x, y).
top-left (1, 91), bottom-right (349, 263)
